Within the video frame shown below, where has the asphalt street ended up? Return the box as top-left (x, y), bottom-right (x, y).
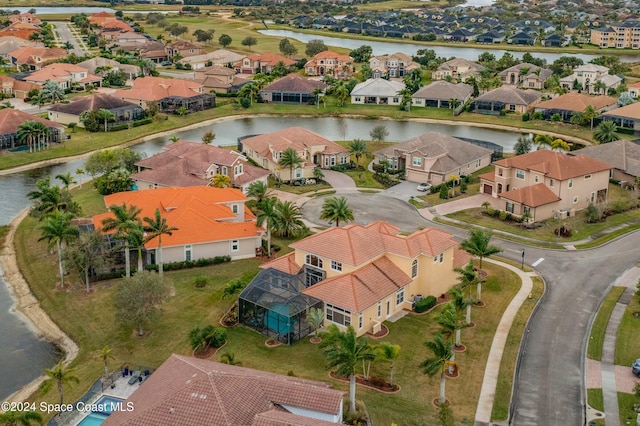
top-left (53, 22), bottom-right (86, 57)
top-left (301, 191), bottom-right (640, 425)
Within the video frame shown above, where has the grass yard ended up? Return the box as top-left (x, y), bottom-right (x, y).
top-left (614, 291), bottom-right (640, 366)
top-left (343, 170), bottom-right (385, 189)
top-left (14, 183), bottom-right (525, 424)
top-left (418, 165), bottom-right (494, 207)
top-left (587, 388), bottom-right (605, 426)
top-left (618, 392), bottom-right (640, 426)
top-left (588, 286), bottom-right (626, 361)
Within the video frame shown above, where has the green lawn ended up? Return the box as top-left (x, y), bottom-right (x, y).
top-left (419, 165), bottom-right (494, 207)
top-left (588, 286), bottom-right (626, 361)
top-left (344, 170), bottom-right (385, 189)
top-left (587, 388), bottom-right (605, 426)
top-left (614, 291), bottom-right (640, 366)
top-left (618, 392), bottom-right (640, 426)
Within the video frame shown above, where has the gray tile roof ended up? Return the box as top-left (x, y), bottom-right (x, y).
top-left (574, 139), bottom-right (640, 177)
top-left (475, 86), bottom-right (541, 106)
top-left (412, 81), bottom-right (472, 101)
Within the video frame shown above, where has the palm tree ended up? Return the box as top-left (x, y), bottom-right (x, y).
top-left (320, 325), bottom-right (375, 413)
top-left (101, 203), bottom-right (143, 278)
top-left (0, 410), bottom-right (42, 425)
top-left (42, 80), bottom-right (65, 104)
top-left (420, 333), bottom-right (454, 405)
top-left (593, 120), bottom-right (620, 144)
top-left (436, 303), bottom-right (463, 360)
top-left (335, 83), bottom-right (349, 107)
top-left (569, 112), bottom-right (584, 129)
top-left (32, 121), bottom-right (50, 151)
top-left (274, 200), bottom-right (305, 237)
top-left (55, 172), bottom-right (75, 190)
top-left (210, 173), bottom-right (231, 188)
top-left (454, 260), bottom-right (477, 325)
top-left (96, 108), bottom-right (115, 132)
top-left (459, 229), bottom-right (502, 270)
top-left (348, 139), bottom-right (369, 166)
top-left (246, 181), bottom-right (270, 206)
top-left (376, 341), bottom-right (401, 387)
top-left (38, 210), bottom-right (79, 289)
top-left (312, 86), bottom-right (324, 109)
top-left (98, 345), bottom-right (115, 377)
top-left (583, 105), bottom-right (599, 130)
top-left (143, 208), bottom-right (178, 277)
top-left (593, 80), bottom-right (607, 95)
top-left (447, 289), bottom-right (470, 348)
top-left (255, 196), bottom-right (279, 258)
top-left (17, 121), bottom-right (39, 153)
top-left (202, 130), bottom-right (216, 144)
top-left (320, 196), bottom-right (354, 227)
top-left (306, 306), bottom-right (324, 338)
top-left (220, 351), bottom-right (241, 365)
top-left (278, 148), bottom-right (304, 184)
top-left (550, 138), bottom-right (570, 151)
top-left (29, 90), bottom-right (47, 111)
top-left (39, 360), bottom-right (80, 406)
top-left (533, 133), bottom-right (553, 150)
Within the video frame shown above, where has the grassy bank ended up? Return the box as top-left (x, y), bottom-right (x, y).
top-left (588, 286), bottom-right (626, 361)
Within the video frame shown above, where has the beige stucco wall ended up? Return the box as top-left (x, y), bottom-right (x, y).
top-left (160, 237), bottom-right (260, 263)
top-left (404, 152), bottom-right (492, 184)
top-left (48, 110), bottom-right (80, 127)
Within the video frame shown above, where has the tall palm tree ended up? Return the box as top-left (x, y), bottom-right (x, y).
top-left (348, 139), bottom-right (369, 166)
top-left (39, 360), bottom-right (80, 406)
top-left (255, 196), bottom-right (279, 258)
top-left (569, 112), bottom-right (584, 129)
top-left (31, 122), bottom-right (50, 151)
top-left (376, 341), bottom-right (401, 387)
top-left (459, 229), bottom-right (502, 270)
top-left (454, 260), bottom-right (477, 325)
top-left (320, 196), bottom-right (354, 227)
top-left (420, 333), bottom-right (454, 405)
top-left (96, 108), bottom-right (116, 132)
top-left (533, 133), bottom-right (553, 150)
top-left (335, 83), bottom-right (349, 107)
top-left (274, 200), bottom-right (305, 237)
top-left (143, 208), bottom-right (178, 277)
top-left (320, 325), bottom-right (376, 413)
top-left (0, 410), bottom-right (42, 425)
top-left (583, 105), bottom-right (599, 130)
top-left (38, 210), bottom-right (79, 289)
top-left (101, 203), bottom-right (143, 277)
top-left (210, 173), bottom-right (231, 188)
top-left (55, 172), bottom-right (75, 190)
top-left (593, 120), bottom-right (620, 144)
top-left (98, 345), bottom-right (115, 377)
top-left (17, 121), bottom-right (39, 153)
top-left (246, 181), bottom-right (270, 206)
top-left (278, 148), bottom-right (304, 184)
top-left (436, 303), bottom-right (464, 362)
top-left (29, 90), bottom-right (47, 111)
top-left (448, 289), bottom-right (471, 347)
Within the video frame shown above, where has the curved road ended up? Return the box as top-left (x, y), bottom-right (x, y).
top-left (301, 192), bottom-right (640, 425)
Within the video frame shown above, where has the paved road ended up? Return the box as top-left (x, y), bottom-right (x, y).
top-left (52, 22), bottom-right (86, 57)
top-left (300, 190), bottom-right (640, 425)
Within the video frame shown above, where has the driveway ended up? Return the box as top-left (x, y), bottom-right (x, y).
top-left (383, 180), bottom-right (426, 200)
top-left (321, 169), bottom-right (355, 191)
top-left (52, 21), bottom-right (86, 56)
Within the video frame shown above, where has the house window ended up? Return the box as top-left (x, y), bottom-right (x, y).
top-left (358, 313), bottom-right (363, 329)
top-left (355, 96), bottom-right (361, 102)
top-left (506, 202), bottom-right (514, 213)
top-left (573, 196), bottom-right (579, 203)
top-left (509, 104), bottom-right (516, 111)
top-left (393, 97), bottom-right (399, 103)
top-left (549, 179), bottom-right (555, 187)
top-left (591, 192), bottom-right (595, 203)
top-left (524, 206), bottom-right (531, 216)
top-left (331, 156), bottom-right (336, 166)
top-left (412, 156), bottom-right (422, 166)
top-left (377, 302), bottom-right (381, 317)
top-left (433, 255), bottom-right (438, 263)
top-left (439, 253), bottom-right (444, 263)
top-left (498, 168), bottom-right (503, 177)
top-left (476, 159), bottom-right (482, 167)
top-left (231, 240), bottom-right (239, 252)
top-left (534, 175), bottom-right (539, 183)
top-left (568, 178), bottom-right (573, 188)
top-left (232, 204), bottom-right (239, 214)
top-left (295, 168), bottom-right (302, 178)
top-left (411, 259), bottom-right (418, 278)
top-left (331, 260), bottom-right (342, 272)
top-left (306, 254), bottom-right (323, 268)
top-left (340, 156), bottom-right (347, 164)
top-left (324, 157), bottom-right (329, 167)
top-left (396, 288), bottom-right (405, 305)
top-left (326, 304), bottom-right (351, 327)
top-left (185, 245), bottom-right (192, 261)
top-left (516, 169), bottom-right (525, 179)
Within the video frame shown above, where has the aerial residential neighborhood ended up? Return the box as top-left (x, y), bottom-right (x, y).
top-left (0, 2), bottom-right (639, 426)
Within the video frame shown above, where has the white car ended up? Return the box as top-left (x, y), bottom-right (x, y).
top-left (416, 183), bottom-right (431, 192)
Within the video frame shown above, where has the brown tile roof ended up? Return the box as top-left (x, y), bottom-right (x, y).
top-left (412, 80), bottom-right (473, 101)
top-left (312, 50), bottom-right (353, 62)
top-left (9, 46), bottom-right (66, 65)
top-left (0, 75), bottom-right (40, 94)
top-left (475, 86), bottom-right (541, 106)
top-left (253, 410), bottom-right (339, 426)
top-left (103, 354), bottom-right (343, 426)
top-left (261, 252), bottom-right (302, 274)
top-left (0, 108), bottom-right (62, 134)
top-left (535, 92), bottom-right (617, 112)
top-left (303, 256), bottom-right (411, 312)
top-left (493, 150), bottom-right (612, 180)
top-left (575, 139), bottom-right (640, 177)
top-left (500, 182), bottom-right (561, 207)
top-left (452, 247), bottom-right (472, 269)
top-left (0, 36), bottom-right (37, 55)
top-left (0, 26), bottom-right (37, 40)
top-left (244, 52), bottom-right (296, 67)
top-left (113, 76), bottom-right (205, 101)
top-left (289, 221), bottom-right (458, 266)
top-left (603, 101), bottom-right (640, 120)
top-left (261, 75), bottom-right (326, 95)
top-left (242, 127), bottom-right (346, 163)
top-left (478, 171), bottom-right (495, 182)
top-left (101, 19), bottom-right (134, 32)
top-left (49, 93), bottom-right (141, 116)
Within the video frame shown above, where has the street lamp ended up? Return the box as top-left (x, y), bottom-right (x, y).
top-left (521, 249), bottom-right (525, 270)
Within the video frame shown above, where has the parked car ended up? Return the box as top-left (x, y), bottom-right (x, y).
top-left (160, 61), bottom-right (172, 67)
top-left (632, 358), bottom-right (640, 377)
top-left (417, 182), bottom-right (432, 192)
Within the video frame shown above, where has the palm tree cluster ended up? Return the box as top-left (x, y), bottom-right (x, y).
top-left (17, 120), bottom-right (51, 152)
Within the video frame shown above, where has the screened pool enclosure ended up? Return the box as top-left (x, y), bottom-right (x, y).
top-left (239, 268), bottom-right (322, 344)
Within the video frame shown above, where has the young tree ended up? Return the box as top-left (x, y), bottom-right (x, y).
top-left (582, 105), bottom-right (599, 130)
top-left (593, 120), bottom-right (620, 144)
top-left (64, 230), bottom-right (111, 293)
top-left (143, 208), bottom-right (178, 277)
top-left (0, 410), bottom-right (42, 426)
top-left (278, 38), bottom-right (297, 57)
top-left (220, 351), bottom-right (241, 365)
top-left (320, 325), bottom-right (375, 413)
top-left (101, 203), bottom-right (143, 278)
top-left (218, 34), bottom-right (232, 48)
top-left (29, 90), bottom-right (47, 110)
top-left (320, 196), bottom-right (354, 227)
top-left (241, 36), bottom-right (258, 51)
top-left (377, 341), bottom-right (401, 386)
top-left (513, 134), bottom-right (533, 155)
top-left (459, 229), bottom-right (502, 270)
top-left (201, 130), bottom-right (216, 144)
top-left (369, 125), bottom-right (389, 143)
top-left (39, 360), bottom-right (79, 406)
top-left (278, 147), bottom-right (304, 183)
top-left (113, 270), bottom-right (170, 336)
top-left (420, 333), bottom-right (454, 405)
top-left (305, 39), bottom-right (328, 57)
top-left (256, 196), bottom-right (279, 258)
top-left (38, 210), bottom-right (79, 289)
top-left (306, 307), bottom-right (324, 338)
top-left (96, 108), bottom-right (116, 132)
top-left (98, 345), bottom-right (115, 377)
top-left (348, 139), bottom-right (369, 166)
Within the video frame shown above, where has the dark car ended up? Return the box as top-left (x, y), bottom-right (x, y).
top-left (633, 358), bottom-right (640, 377)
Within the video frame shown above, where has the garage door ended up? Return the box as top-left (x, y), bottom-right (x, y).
top-left (483, 184), bottom-right (493, 194)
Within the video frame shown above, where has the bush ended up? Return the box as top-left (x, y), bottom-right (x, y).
top-left (133, 117), bottom-right (152, 127)
top-left (194, 276), bottom-right (208, 288)
top-left (414, 295), bottom-right (437, 313)
top-left (522, 112), bottom-right (530, 121)
top-left (460, 181), bottom-right (468, 193)
top-left (330, 163), bottom-right (354, 172)
top-left (239, 97), bottom-right (251, 108)
top-left (189, 325), bottom-right (227, 352)
top-left (373, 172), bottom-right (399, 188)
top-left (145, 255), bottom-right (230, 272)
top-left (439, 184), bottom-right (448, 199)
top-left (499, 210), bottom-right (507, 221)
top-left (222, 277), bottom-right (249, 298)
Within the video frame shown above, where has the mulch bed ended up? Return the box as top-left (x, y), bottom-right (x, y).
top-left (444, 364), bottom-right (459, 378)
top-left (265, 339), bottom-right (282, 348)
top-left (411, 294), bottom-right (452, 316)
top-left (309, 336), bottom-right (322, 344)
top-left (220, 302), bottom-right (239, 327)
top-left (432, 398), bottom-right (450, 408)
top-left (453, 344), bottom-right (466, 353)
top-left (193, 340), bottom-right (227, 359)
top-left (329, 372), bottom-right (401, 394)
top-left (366, 323), bottom-right (389, 339)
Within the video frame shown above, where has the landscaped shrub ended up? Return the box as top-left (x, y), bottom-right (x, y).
top-left (330, 163), bottom-right (354, 172)
top-left (460, 181), bottom-right (468, 193)
top-left (373, 172), bottom-right (399, 188)
top-left (414, 295), bottom-right (437, 313)
top-left (194, 276), bottom-right (208, 288)
top-left (145, 255), bottom-right (230, 272)
top-left (499, 211), bottom-right (508, 221)
top-left (522, 112), bottom-right (530, 121)
top-left (222, 277), bottom-right (249, 298)
top-left (133, 117), bottom-right (152, 127)
top-left (608, 199), bottom-right (632, 214)
top-left (189, 325), bottom-right (227, 352)
top-left (439, 184), bottom-right (448, 199)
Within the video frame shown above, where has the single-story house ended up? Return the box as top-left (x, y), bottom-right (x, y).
top-left (411, 81), bottom-right (473, 108)
top-left (472, 86), bottom-right (541, 114)
top-left (178, 49), bottom-right (245, 70)
top-left (508, 31), bottom-right (536, 45)
top-left (534, 92), bottom-right (617, 122)
top-left (92, 186), bottom-right (263, 265)
top-left (600, 102), bottom-right (640, 133)
top-left (350, 78), bottom-right (405, 105)
top-left (77, 57), bottom-right (141, 81)
top-left (575, 139), bottom-right (640, 184)
top-left (0, 108), bottom-right (65, 150)
top-left (374, 132), bottom-right (493, 184)
top-left (259, 75), bottom-right (326, 105)
top-left (476, 31), bottom-right (505, 44)
top-left (47, 93), bottom-right (145, 128)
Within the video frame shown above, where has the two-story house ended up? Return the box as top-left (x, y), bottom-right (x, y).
top-left (498, 63), bottom-right (553, 90)
top-left (132, 140), bottom-right (270, 193)
top-left (432, 58), bottom-right (485, 81)
top-left (305, 51), bottom-right (353, 79)
top-left (373, 132), bottom-right (493, 185)
top-left (240, 127), bottom-right (349, 182)
top-left (479, 150), bottom-right (612, 222)
top-left (165, 41), bottom-right (204, 60)
top-left (24, 63), bottom-right (102, 90)
top-left (368, 52), bottom-right (420, 79)
top-left (8, 46), bottom-right (67, 71)
top-left (193, 65), bottom-right (251, 94)
top-left (559, 64), bottom-right (622, 94)
top-left (239, 221), bottom-right (470, 341)
top-left (235, 52), bottom-right (296, 75)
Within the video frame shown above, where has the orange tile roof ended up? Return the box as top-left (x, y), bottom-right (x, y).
top-left (478, 171), bottom-right (495, 182)
top-left (452, 247), bottom-right (472, 269)
top-left (101, 19), bottom-right (134, 32)
top-left (289, 221), bottom-right (458, 266)
top-left (493, 150), bottom-right (612, 181)
top-left (0, 27), bottom-right (38, 40)
top-left (91, 187), bottom-right (261, 249)
top-left (535, 92), bottom-right (617, 112)
top-left (312, 50), bottom-right (353, 62)
top-left (9, 46), bottom-right (66, 65)
top-left (244, 52), bottom-right (296, 67)
top-left (26, 63), bottom-right (101, 84)
top-left (500, 182), bottom-right (561, 207)
top-left (302, 256), bottom-right (411, 312)
top-left (113, 76), bottom-right (205, 102)
top-left (261, 252), bottom-right (301, 274)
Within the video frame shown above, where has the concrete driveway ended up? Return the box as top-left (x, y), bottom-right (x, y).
top-left (321, 170), bottom-right (355, 191)
top-left (383, 180), bottom-right (426, 200)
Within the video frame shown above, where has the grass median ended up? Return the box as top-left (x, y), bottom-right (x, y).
top-left (587, 286), bottom-right (626, 361)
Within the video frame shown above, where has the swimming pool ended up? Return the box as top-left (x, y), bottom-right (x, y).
top-left (77, 412), bottom-right (109, 426)
top-left (75, 395), bottom-right (125, 426)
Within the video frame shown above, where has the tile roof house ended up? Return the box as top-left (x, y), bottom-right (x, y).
top-left (627, 81), bottom-right (640, 98)
top-left (476, 30), bottom-right (505, 44)
top-left (498, 63), bottom-right (553, 90)
top-left (235, 52), bottom-right (296, 75)
top-left (472, 86), bottom-right (541, 114)
top-left (259, 75), bottom-right (326, 105)
top-left (0, 108), bottom-right (65, 151)
top-left (24, 63), bottom-right (102, 89)
top-left (305, 51), bottom-right (353, 79)
top-left (479, 150), bottom-right (612, 222)
top-left (0, 75), bottom-right (40, 99)
top-left (47, 93), bottom-right (145, 128)
top-left (411, 81), bottom-right (473, 108)
top-left (165, 41), bottom-right (204, 59)
top-left (88, 11), bottom-right (118, 27)
top-left (113, 76), bottom-right (215, 112)
top-left (368, 52), bottom-right (420, 79)
top-left (350, 78), bottom-right (405, 105)
top-left (9, 13), bottom-right (41, 25)
top-left (240, 221), bottom-right (470, 339)
top-left (574, 139), bottom-right (640, 183)
top-left (0, 36), bottom-right (37, 60)
top-left (8, 46), bottom-right (67, 71)
top-left (432, 58), bottom-right (485, 81)
top-left (193, 65), bottom-right (251, 94)
top-left (240, 127), bottom-right (348, 182)
top-left (600, 102), bottom-right (640, 134)
top-left (374, 132), bottom-right (493, 184)
top-left (92, 186), bottom-right (263, 264)
top-left (0, 22), bottom-right (39, 40)
top-left (132, 140), bottom-right (270, 193)
top-left (559, 64), bottom-right (622, 95)
top-left (534, 92), bottom-right (617, 122)
top-left (103, 354), bottom-right (344, 426)
top-left (178, 49), bottom-right (245, 70)
top-left (76, 57), bottom-right (141, 80)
